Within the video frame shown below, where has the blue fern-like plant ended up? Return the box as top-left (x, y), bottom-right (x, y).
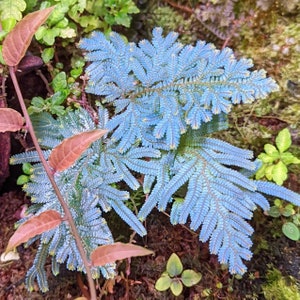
top-left (11, 27), bottom-right (300, 291)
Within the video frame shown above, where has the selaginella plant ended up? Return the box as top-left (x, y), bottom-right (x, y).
top-left (3, 13), bottom-right (300, 297)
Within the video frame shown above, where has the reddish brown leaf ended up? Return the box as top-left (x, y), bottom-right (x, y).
top-left (0, 108), bottom-right (24, 132)
top-left (91, 242), bottom-right (154, 267)
top-left (2, 7), bottom-right (55, 66)
top-left (6, 210), bottom-right (62, 253)
top-left (48, 129), bottom-right (108, 172)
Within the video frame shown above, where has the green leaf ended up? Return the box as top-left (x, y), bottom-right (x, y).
top-left (52, 72), bottom-right (67, 91)
top-left (55, 17), bottom-right (69, 29)
top-left (265, 165), bottom-right (274, 181)
top-left (17, 174), bottom-right (29, 185)
top-left (35, 25), bottom-right (47, 40)
top-left (0, 0), bottom-right (26, 21)
top-left (170, 280), bottom-right (183, 296)
top-left (275, 128), bottom-right (291, 153)
top-left (27, 106), bottom-right (43, 115)
top-left (181, 269), bottom-right (202, 287)
top-left (282, 222), bottom-right (300, 241)
top-left (42, 28), bottom-right (60, 45)
top-left (264, 144), bottom-right (279, 157)
top-left (255, 164), bottom-right (267, 180)
top-left (31, 96), bottom-right (45, 108)
top-left (1, 18), bottom-right (17, 32)
top-left (41, 47), bottom-right (54, 63)
top-left (50, 105), bottom-right (65, 116)
top-left (51, 91), bottom-right (66, 106)
top-left (292, 214), bottom-right (300, 226)
top-left (155, 273), bottom-right (172, 291)
top-left (114, 14), bottom-right (131, 27)
top-left (280, 152), bottom-right (300, 165)
top-left (22, 162), bottom-right (32, 175)
top-left (166, 253), bottom-right (183, 277)
top-left (282, 205), bottom-right (295, 217)
top-left (272, 161), bottom-right (288, 185)
top-left (47, 4), bottom-right (68, 26)
top-left (268, 206), bottom-right (281, 218)
top-left (258, 153), bottom-right (277, 163)
top-left (70, 68), bottom-right (82, 79)
top-left (274, 199), bottom-right (282, 207)
top-left (59, 27), bottom-right (76, 39)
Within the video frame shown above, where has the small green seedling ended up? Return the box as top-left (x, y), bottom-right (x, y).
top-left (155, 253), bottom-right (202, 296)
top-left (268, 199), bottom-right (300, 241)
top-left (256, 128), bottom-right (300, 185)
top-left (28, 71), bottom-right (77, 116)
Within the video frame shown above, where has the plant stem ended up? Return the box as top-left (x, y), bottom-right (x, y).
top-left (9, 66), bottom-right (97, 300)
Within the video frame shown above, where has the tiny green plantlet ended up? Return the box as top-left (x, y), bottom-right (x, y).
top-left (256, 128), bottom-right (300, 185)
top-left (28, 71), bottom-right (71, 116)
top-left (267, 199), bottom-right (300, 241)
top-left (155, 253), bottom-right (202, 296)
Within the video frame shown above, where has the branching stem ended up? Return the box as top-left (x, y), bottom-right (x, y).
top-left (9, 66), bottom-right (97, 300)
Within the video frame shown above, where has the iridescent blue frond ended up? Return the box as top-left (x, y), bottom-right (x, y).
top-left (80, 28), bottom-right (278, 151)
top-left (138, 136), bottom-right (299, 275)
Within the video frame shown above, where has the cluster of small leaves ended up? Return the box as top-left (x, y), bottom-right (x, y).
top-left (267, 199), bottom-right (300, 241)
top-left (34, 0), bottom-right (139, 46)
top-left (256, 128), bottom-right (300, 185)
top-left (0, 0), bottom-right (26, 42)
top-left (27, 71), bottom-right (80, 116)
top-left (155, 253), bottom-right (202, 296)
top-left (0, 0), bottom-right (139, 65)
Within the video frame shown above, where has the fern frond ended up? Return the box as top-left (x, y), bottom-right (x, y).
top-left (109, 200), bottom-right (146, 236)
top-left (80, 28), bottom-right (278, 151)
top-left (10, 150), bottom-right (51, 164)
top-left (255, 180), bottom-right (300, 206)
top-left (137, 136), bottom-right (300, 274)
top-left (30, 112), bottom-right (62, 148)
top-left (26, 243), bottom-right (50, 292)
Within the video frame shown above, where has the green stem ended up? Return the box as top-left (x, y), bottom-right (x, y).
top-left (9, 66), bottom-right (97, 300)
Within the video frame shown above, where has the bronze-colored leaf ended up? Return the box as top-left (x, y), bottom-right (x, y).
top-left (2, 7), bottom-right (55, 66)
top-left (48, 129), bottom-right (108, 172)
top-left (91, 242), bottom-right (154, 267)
top-left (0, 108), bottom-right (24, 132)
top-left (6, 210), bottom-right (62, 253)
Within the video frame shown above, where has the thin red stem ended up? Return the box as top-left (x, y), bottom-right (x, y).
top-left (9, 66), bottom-right (97, 300)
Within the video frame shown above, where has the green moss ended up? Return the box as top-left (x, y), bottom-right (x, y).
top-left (262, 268), bottom-right (300, 300)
